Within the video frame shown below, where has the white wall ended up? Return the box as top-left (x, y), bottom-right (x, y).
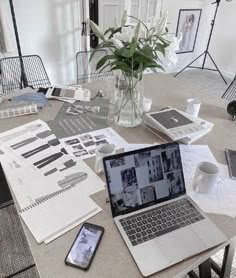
top-left (13, 0), bottom-right (82, 85)
top-left (9, 0), bottom-right (236, 85)
top-left (208, 0), bottom-right (236, 78)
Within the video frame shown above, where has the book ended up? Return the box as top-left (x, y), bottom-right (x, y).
top-left (144, 108), bottom-right (214, 144)
top-left (20, 185), bottom-right (102, 244)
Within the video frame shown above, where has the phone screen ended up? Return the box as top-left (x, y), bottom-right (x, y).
top-left (65, 223), bottom-right (103, 269)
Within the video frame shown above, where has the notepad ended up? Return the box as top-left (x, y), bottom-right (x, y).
top-left (20, 185), bottom-right (102, 244)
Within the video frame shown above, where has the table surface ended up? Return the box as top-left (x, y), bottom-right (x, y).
top-left (1, 73), bottom-right (236, 278)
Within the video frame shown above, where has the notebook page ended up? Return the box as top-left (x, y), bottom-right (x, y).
top-left (20, 187), bottom-right (102, 244)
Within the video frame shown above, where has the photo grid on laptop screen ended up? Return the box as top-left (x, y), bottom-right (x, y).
top-left (104, 144), bottom-right (186, 215)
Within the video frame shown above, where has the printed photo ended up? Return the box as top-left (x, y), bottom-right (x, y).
top-left (73, 149), bottom-right (88, 157)
top-left (65, 138), bottom-right (80, 145)
top-left (147, 155), bottom-right (164, 182)
top-left (110, 157), bottom-right (125, 168)
top-left (94, 134), bottom-right (106, 140)
top-left (166, 171), bottom-right (184, 195)
top-left (162, 149), bottom-right (181, 173)
top-left (89, 149), bottom-right (96, 155)
top-left (79, 134), bottom-right (93, 142)
top-left (140, 186), bottom-right (156, 204)
top-left (95, 139), bottom-right (109, 146)
top-left (83, 140), bottom-right (95, 148)
top-left (72, 144), bottom-right (84, 150)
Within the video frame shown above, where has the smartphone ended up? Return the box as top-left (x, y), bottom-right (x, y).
top-left (225, 148), bottom-right (236, 180)
top-left (65, 222), bottom-right (104, 270)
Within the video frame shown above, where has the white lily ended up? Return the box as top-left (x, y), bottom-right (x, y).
top-left (121, 10), bottom-right (127, 26)
top-left (113, 26), bottom-right (134, 43)
top-left (111, 38), bottom-right (124, 49)
top-left (165, 33), bottom-right (182, 65)
top-left (155, 11), bottom-right (168, 37)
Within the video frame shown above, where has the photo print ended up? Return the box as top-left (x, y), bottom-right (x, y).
top-left (79, 134), bottom-right (93, 142)
top-left (89, 149), bottom-right (96, 155)
top-left (83, 140), bottom-right (95, 148)
top-left (72, 144), bottom-right (84, 150)
top-left (110, 157), bottom-right (125, 168)
top-left (166, 171), bottom-right (184, 195)
top-left (176, 9), bottom-right (202, 54)
top-left (95, 139), bottom-right (109, 146)
top-left (94, 134), bottom-right (106, 140)
top-left (161, 149), bottom-right (181, 173)
top-left (64, 138), bottom-right (80, 145)
top-left (73, 149), bottom-right (89, 157)
top-left (147, 155), bottom-right (164, 182)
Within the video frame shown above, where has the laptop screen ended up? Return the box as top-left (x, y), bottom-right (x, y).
top-left (103, 142), bottom-right (186, 217)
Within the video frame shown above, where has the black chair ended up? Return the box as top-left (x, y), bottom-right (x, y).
top-left (222, 75), bottom-right (236, 101)
top-left (76, 49), bottom-right (113, 84)
top-left (0, 55), bottom-right (51, 95)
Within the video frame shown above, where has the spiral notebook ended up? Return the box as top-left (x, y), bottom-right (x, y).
top-left (20, 185), bottom-right (102, 244)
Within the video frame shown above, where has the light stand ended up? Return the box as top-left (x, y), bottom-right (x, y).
top-left (174, 0), bottom-right (227, 85)
top-left (9, 0), bottom-right (28, 87)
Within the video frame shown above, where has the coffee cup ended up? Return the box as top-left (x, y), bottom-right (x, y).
top-left (192, 161), bottom-right (219, 193)
top-left (95, 144), bottom-right (116, 173)
top-left (185, 98), bottom-right (201, 118)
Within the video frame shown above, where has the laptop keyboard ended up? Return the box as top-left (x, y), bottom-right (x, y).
top-left (119, 198), bottom-right (205, 246)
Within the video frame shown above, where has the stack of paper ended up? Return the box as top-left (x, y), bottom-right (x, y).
top-left (0, 120), bottom-right (105, 243)
top-left (46, 85), bottom-right (91, 103)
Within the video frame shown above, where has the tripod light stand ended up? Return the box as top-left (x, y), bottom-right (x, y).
top-left (174, 0), bottom-right (228, 85)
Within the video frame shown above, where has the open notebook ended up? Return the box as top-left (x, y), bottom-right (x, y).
top-left (20, 185), bottom-right (102, 244)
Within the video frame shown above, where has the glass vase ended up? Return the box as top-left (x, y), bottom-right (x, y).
top-left (114, 74), bottom-right (143, 127)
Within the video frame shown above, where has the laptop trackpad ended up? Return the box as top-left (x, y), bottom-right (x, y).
top-left (157, 226), bottom-right (206, 264)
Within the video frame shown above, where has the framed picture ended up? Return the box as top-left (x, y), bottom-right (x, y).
top-left (176, 9), bottom-right (202, 54)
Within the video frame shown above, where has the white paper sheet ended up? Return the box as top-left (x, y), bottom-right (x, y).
top-left (0, 120), bottom-right (105, 210)
top-left (180, 144), bottom-right (236, 217)
top-left (61, 127), bottom-right (128, 160)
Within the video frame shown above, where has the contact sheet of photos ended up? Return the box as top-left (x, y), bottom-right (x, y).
top-left (105, 145), bottom-right (185, 214)
top-left (61, 128), bottom-right (128, 160)
top-left (0, 120), bottom-right (105, 209)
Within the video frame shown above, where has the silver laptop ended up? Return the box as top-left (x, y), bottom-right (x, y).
top-left (103, 142), bottom-right (226, 276)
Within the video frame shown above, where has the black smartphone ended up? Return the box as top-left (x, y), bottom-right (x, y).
top-left (65, 222), bottom-right (104, 270)
top-left (225, 148), bottom-right (236, 180)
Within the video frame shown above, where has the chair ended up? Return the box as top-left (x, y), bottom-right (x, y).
top-left (76, 49), bottom-right (113, 84)
top-left (222, 75), bottom-right (236, 101)
top-left (0, 55), bottom-right (51, 95)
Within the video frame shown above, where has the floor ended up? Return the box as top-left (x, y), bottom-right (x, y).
top-left (169, 69), bottom-right (232, 99)
top-left (172, 70), bottom-right (236, 277)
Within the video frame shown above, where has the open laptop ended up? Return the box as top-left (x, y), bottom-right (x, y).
top-left (103, 142), bottom-right (226, 276)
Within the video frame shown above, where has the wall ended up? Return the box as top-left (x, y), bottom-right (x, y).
top-left (208, 0), bottom-right (236, 78)
top-left (9, 0), bottom-right (236, 85)
top-left (13, 0), bottom-right (82, 85)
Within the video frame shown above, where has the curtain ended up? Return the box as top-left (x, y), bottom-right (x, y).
top-left (0, 0), bottom-right (15, 55)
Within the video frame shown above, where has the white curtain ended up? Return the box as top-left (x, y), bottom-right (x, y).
top-left (0, 0), bottom-right (16, 56)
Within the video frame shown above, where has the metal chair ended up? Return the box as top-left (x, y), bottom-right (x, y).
top-left (76, 49), bottom-right (113, 84)
top-left (0, 55), bottom-right (51, 95)
top-left (222, 75), bottom-right (236, 101)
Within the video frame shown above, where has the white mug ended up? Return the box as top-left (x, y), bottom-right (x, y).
top-left (95, 144), bottom-right (116, 173)
top-left (185, 98), bottom-right (201, 118)
top-left (143, 97), bottom-right (152, 113)
top-left (192, 161), bottom-right (219, 193)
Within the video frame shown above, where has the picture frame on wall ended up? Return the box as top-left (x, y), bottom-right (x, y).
top-left (176, 9), bottom-right (202, 54)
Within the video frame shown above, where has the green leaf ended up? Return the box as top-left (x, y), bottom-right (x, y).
top-left (154, 43), bottom-right (166, 56)
top-left (96, 55), bottom-right (115, 70)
